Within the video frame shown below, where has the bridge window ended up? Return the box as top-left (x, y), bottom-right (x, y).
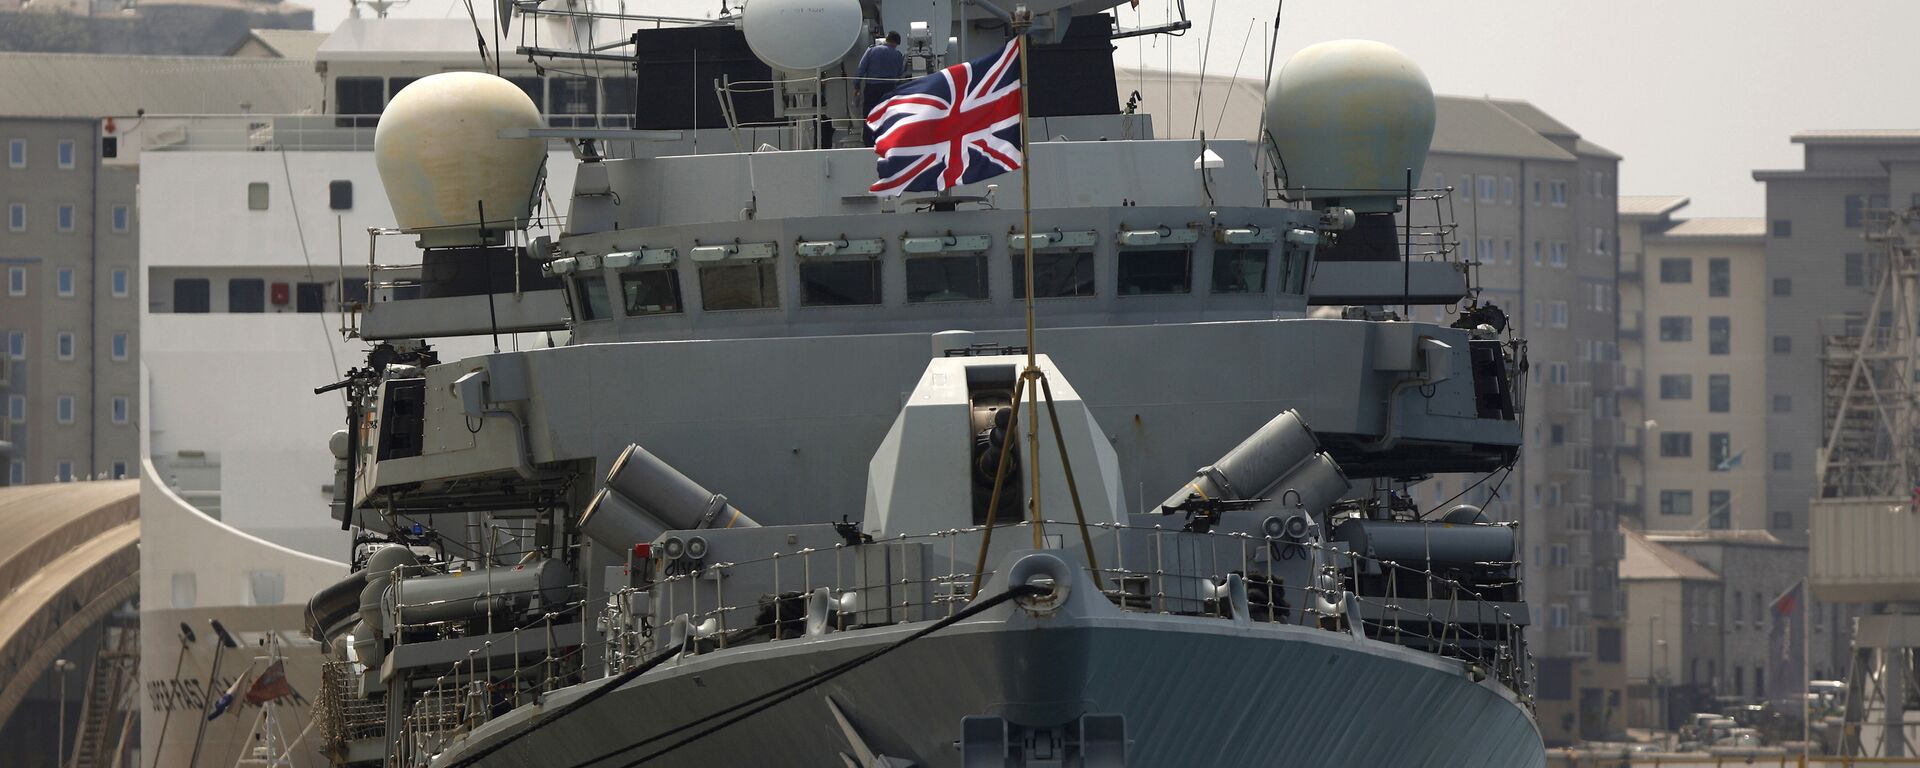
top-left (1012, 252), bottom-right (1093, 299)
top-left (173, 278), bottom-right (210, 313)
top-left (549, 77), bottom-right (599, 127)
top-left (574, 275), bottom-right (611, 320)
top-left (1117, 248), bottom-right (1190, 295)
top-left (228, 278), bottom-right (265, 313)
top-left (906, 254), bottom-right (988, 303)
top-left (800, 258), bottom-right (881, 306)
top-left (335, 77), bottom-right (384, 127)
top-left (1210, 247), bottom-right (1268, 294)
top-left (700, 262), bottom-right (778, 311)
top-left (621, 270), bottom-right (682, 316)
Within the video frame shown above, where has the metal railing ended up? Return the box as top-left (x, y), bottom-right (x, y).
top-left (610, 520), bottom-right (1531, 696)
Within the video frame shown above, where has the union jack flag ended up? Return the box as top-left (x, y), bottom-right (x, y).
top-left (868, 39), bottom-right (1023, 197)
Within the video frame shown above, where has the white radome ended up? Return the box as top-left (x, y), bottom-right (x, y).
top-left (741, 0), bottom-right (864, 73)
top-left (374, 72), bottom-right (546, 247)
top-left (1265, 39), bottom-right (1436, 213)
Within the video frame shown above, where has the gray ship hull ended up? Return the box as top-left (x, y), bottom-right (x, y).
top-left (443, 612), bottom-right (1544, 767)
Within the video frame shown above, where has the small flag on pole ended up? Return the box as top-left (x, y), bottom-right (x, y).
top-left (244, 660), bottom-right (295, 705)
top-left (868, 39), bottom-right (1024, 197)
top-left (206, 668), bottom-right (251, 721)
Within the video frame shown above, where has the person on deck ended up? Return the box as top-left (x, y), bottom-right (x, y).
top-left (854, 31), bottom-right (906, 146)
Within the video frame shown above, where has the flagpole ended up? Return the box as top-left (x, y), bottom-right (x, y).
top-left (1803, 581), bottom-right (1812, 765)
top-left (1014, 8), bottom-right (1044, 550)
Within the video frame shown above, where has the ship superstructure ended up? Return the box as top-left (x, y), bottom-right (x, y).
top-left (283, 0), bottom-right (1547, 764)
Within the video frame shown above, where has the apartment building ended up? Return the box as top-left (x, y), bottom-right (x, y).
top-left (1617, 199), bottom-right (1770, 532)
top-left (1753, 131), bottom-right (1920, 537)
top-left (0, 53), bottom-right (318, 485)
top-left (1416, 96), bottom-right (1626, 745)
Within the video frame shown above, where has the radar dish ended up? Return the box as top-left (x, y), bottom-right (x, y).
top-left (742, 0), bottom-right (864, 72)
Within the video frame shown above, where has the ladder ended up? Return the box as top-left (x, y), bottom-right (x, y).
top-left (68, 618), bottom-right (139, 768)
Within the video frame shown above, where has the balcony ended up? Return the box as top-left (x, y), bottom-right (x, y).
top-left (1620, 250), bottom-right (1642, 280)
top-left (1616, 483), bottom-right (1642, 514)
top-left (1619, 310), bottom-right (1643, 341)
top-left (1616, 424), bottom-right (1643, 455)
top-left (1618, 367), bottom-right (1643, 399)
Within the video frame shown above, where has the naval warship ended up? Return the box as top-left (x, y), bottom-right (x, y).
top-left (297, 0), bottom-right (1546, 763)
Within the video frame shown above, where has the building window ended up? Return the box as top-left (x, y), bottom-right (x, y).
top-left (111, 269), bottom-right (128, 297)
top-left (1772, 335), bottom-right (1791, 354)
top-left (1532, 180), bottom-right (1541, 205)
top-left (699, 262), bottom-right (780, 310)
top-left (1117, 249), bottom-right (1192, 295)
top-left (1659, 258), bottom-right (1692, 283)
top-left (1502, 177), bottom-right (1514, 203)
top-left (1708, 258), bottom-right (1729, 297)
top-left (247, 182), bottom-right (269, 211)
top-left (1774, 394), bottom-right (1793, 413)
top-left (111, 461), bottom-right (127, 479)
top-left (7, 139), bottom-right (24, 168)
top-left (1846, 253), bottom-right (1866, 287)
top-left (6, 267), bottom-right (21, 296)
top-left (111, 396), bottom-right (128, 424)
top-left (548, 77), bottom-right (599, 127)
top-left (572, 275), bottom-right (611, 319)
top-left (173, 278), bottom-right (210, 313)
top-left (1477, 175), bottom-right (1495, 203)
top-left (1550, 242), bottom-right (1567, 267)
top-left (328, 180), bottom-right (353, 211)
top-left (1708, 490), bottom-right (1732, 529)
top-left (57, 331), bottom-right (74, 360)
top-left (1709, 374), bottom-right (1730, 413)
top-left (1209, 248), bottom-right (1268, 294)
top-left (1773, 452), bottom-right (1792, 471)
top-left (8, 202), bottom-right (24, 231)
top-left (1550, 424), bottom-right (1565, 444)
top-left (1660, 490), bottom-right (1693, 516)
top-left (1532, 241), bottom-right (1542, 266)
top-left (1550, 301), bottom-right (1567, 328)
top-left (1550, 179), bottom-right (1567, 206)
top-left (1771, 510), bottom-right (1794, 530)
top-left (10, 460), bottom-right (24, 485)
top-left (56, 204), bottom-right (74, 232)
top-left (1659, 374), bottom-right (1692, 400)
top-left (335, 77), bottom-right (385, 126)
top-left (57, 139), bottom-right (74, 169)
top-left (1772, 219), bottom-right (1791, 238)
top-left (799, 258), bottom-right (883, 306)
top-left (56, 267), bottom-right (74, 296)
top-left (6, 394), bottom-right (23, 423)
top-left (1708, 316), bottom-right (1730, 354)
top-left (1502, 239), bottom-right (1513, 264)
top-left (6, 330), bottom-right (21, 359)
top-left (296, 282), bottom-right (328, 313)
top-left (1659, 432), bottom-right (1692, 458)
top-left (56, 395), bottom-right (74, 424)
top-left (111, 332), bottom-right (128, 360)
top-left (1478, 237), bottom-right (1494, 263)
top-left (1773, 277), bottom-right (1790, 296)
top-left (1659, 316), bottom-right (1692, 342)
top-left (1708, 432), bottom-right (1732, 471)
top-left (1592, 227), bottom-right (1608, 255)
top-left (57, 462), bottom-right (73, 482)
top-left (111, 205), bottom-right (129, 233)
top-left (227, 278), bottom-right (265, 312)
top-left (1844, 194), bottom-right (1889, 228)
top-left (1014, 252), bottom-right (1095, 299)
top-left (619, 270), bottom-right (683, 314)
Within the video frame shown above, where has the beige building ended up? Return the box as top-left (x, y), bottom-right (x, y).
top-left (1620, 526), bottom-right (1723, 730)
top-left (1617, 199), bottom-right (1770, 532)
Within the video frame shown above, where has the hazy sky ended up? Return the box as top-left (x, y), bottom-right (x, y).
top-left (327, 0), bottom-right (1920, 217)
